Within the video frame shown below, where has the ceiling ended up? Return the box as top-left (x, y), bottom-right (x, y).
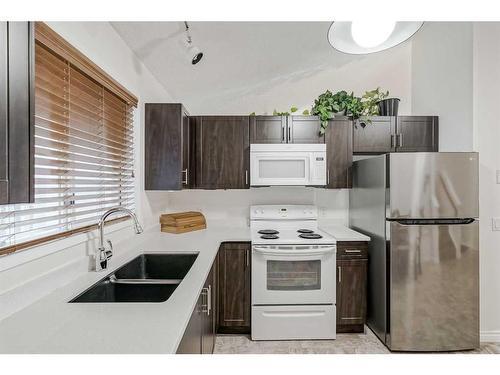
top-left (111, 22), bottom-right (410, 113)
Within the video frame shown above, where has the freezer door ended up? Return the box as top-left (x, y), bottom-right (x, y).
top-left (389, 152), bottom-right (479, 219)
top-left (388, 220), bottom-right (479, 351)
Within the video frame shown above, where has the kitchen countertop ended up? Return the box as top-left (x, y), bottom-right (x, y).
top-left (0, 223), bottom-right (369, 353)
top-left (319, 225), bottom-right (371, 242)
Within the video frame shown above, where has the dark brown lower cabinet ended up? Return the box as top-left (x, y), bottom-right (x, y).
top-left (177, 257), bottom-right (217, 354)
top-left (336, 241), bottom-right (368, 333)
top-left (202, 264), bottom-right (216, 354)
top-left (217, 242), bottom-right (251, 334)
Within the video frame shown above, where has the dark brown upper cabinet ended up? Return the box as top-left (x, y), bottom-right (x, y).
top-left (287, 115), bottom-right (324, 143)
top-left (325, 117), bottom-right (353, 189)
top-left (193, 116), bottom-right (250, 189)
top-left (396, 116), bottom-right (439, 152)
top-left (145, 103), bottom-right (192, 190)
top-left (217, 242), bottom-right (251, 334)
top-left (250, 115), bottom-right (324, 144)
top-left (353, 116), bottom-right (396, 154)
top-left (353, 116), bottom-right (439, 154)
top-left (249, 115), bottom-right (286, 143)
top-left (0, 22), bottom-right (34, 205)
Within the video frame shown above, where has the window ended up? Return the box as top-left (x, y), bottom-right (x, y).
top-left (0, 23), bottom-right (138, 255)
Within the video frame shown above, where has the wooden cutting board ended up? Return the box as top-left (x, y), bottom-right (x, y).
top-left (159, 211), bottom-right (207, 234)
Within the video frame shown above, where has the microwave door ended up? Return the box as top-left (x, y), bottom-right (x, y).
top-left (251, 154), bottom-right (310, 186)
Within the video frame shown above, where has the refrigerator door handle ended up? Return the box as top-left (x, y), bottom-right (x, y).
top-left (390, 218), bottom-right (476, 225)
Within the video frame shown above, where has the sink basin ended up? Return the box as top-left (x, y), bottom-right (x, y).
top-left (69, 253), bottom-right (198, 303)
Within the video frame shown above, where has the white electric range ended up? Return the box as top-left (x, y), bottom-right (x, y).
top-left (250, 205), bottom-right (337, 341)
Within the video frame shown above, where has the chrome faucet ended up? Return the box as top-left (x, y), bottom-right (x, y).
top-left (95, 207), bottom-right (143, 271)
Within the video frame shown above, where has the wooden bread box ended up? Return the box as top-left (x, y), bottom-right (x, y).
top-left (160, 211), bottom-right (207, 234)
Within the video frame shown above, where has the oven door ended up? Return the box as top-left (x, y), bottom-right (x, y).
top-left (250, 152), bottom-right (312, 186)
top-left (251, 245), bottom-right (336, 305)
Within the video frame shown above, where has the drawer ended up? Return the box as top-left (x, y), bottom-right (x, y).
top-left (337, 241), bottom-right (368, 259)
top-left (252, 305), bottom-right (336, 340)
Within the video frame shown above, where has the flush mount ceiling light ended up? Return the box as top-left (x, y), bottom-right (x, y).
top-left (328, 21), bottom-right (424, 54)
top-left (184, 21), bottom-right (204, 65)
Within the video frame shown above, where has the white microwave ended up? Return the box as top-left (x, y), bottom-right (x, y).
top-left (250, 144), bottom-right (327, 186)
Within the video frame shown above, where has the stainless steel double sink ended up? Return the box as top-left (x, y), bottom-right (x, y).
top-left (70, 253), bottom-right (198, 303)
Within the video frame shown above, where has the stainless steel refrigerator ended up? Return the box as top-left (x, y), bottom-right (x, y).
top-left (350, 152), bottom-right (479, 352)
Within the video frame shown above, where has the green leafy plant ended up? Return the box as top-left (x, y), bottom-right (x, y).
top-left (312, 90), bottom-right (365, 134)
top-left (272, 106), bottom-right (300, 116)
top-left (361, 87), bottom-right (389, 116)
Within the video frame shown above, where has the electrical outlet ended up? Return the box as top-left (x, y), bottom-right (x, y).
top-left (492, 218), bottom-right (500, 231)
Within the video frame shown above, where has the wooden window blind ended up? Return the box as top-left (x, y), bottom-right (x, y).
top-left (0, 23), bottom-right (138, 255)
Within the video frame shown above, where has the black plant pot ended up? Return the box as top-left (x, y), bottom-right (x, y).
top-left (378, 98), bottom-right (400, 116)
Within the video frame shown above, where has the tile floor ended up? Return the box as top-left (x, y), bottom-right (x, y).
top-left (214, 328), bottom-right (500, 354)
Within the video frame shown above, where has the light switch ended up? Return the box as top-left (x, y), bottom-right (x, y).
top-left (492, 218), bottom-right (500, 231)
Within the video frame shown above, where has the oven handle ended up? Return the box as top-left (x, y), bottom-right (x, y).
top-left (252, 246), bottom-right (335, 256)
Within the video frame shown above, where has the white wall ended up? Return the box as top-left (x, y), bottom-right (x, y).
top-left (189, 42), bottom-right (413, 116)
top-left (411, 22), bottom-right (474, 151)
top-left (0, 22), bottom-right (173, 320)
top-left (165, 188), bottom-right (349, 227)
top-left (472, 22), bottom-right (500, 342)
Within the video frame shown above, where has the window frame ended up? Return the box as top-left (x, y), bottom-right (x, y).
top-left (0, 22), bottom-right (138, 257)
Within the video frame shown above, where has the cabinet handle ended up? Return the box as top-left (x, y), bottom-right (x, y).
top-left (327, 169), bottom-right (330, 185)
top-left (201, 287), bottom-right (209, 313)
top-left (245, 170), bottom-right (248, 186)
top-left (345, 249), bottom-right (361, 253)
top-left (390, 134), bottom-right (395, 148)
top-left (338, 266), bottom-right (341, 283)
top-left (399, 133), bottom-right (403, 148)
top-left (288, 126), bottom-right (291, 142)
top-left (246, 249), bottom-right (249, 268)
top-left (182, 168), bottom-right (188, 185)
top-left (207, 284), bottom-right (212, 316)
top-left (281, 125), bottom-right (285, 142)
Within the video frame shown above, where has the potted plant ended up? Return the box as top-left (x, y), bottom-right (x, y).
top-left (369, 87), bottom-right (399, 116)
top-left (361, 87), bottom-right (389, 116)
top-left (311, 90), bottom-right (364, 134)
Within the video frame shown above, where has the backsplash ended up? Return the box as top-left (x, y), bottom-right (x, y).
top-left (165, 187), bottom-right (349, 227)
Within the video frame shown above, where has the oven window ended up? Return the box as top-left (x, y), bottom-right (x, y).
top-left (259, 160), bottom-right (306, 179)
top-left (267, 260), bottom-right (321, 290)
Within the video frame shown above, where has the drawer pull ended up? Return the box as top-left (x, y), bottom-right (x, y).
top-left (344, 249), bottom-right (361, 253)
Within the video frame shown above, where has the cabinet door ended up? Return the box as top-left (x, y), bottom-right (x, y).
top-left (181, 109), bottom-right (193, 188)
top-left (0, 22), bottom-right (8, 204)
top-left (337, 259), bottom-right (367, 327)
top-left (177, 292), bottom-right (202, 354)
top-left (217, 242), bottom-right (251, 333)
top-left (145, 103), bottom-right (186, 190)
top-left (201, 262), bottom-right (216, 354)
top-left (3, 22), bottom-right (33, 204)
top-left (194, 116), bottom-right (250, 189)
top-left (353, 116), bottom-right (396, 154)
top-left (396, 116), bottom-right (439, 152)
top-left (325, 118), bottom-right (352, 189)
top-left (250, 116), bottom-right (286, 143)
top-left (288, 115), bottom-right (324, 143)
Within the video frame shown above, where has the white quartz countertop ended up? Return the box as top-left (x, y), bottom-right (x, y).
top-left (319, 225), bottom-right (371, 242)
top-left (0, 224), bottom-right (368, 353)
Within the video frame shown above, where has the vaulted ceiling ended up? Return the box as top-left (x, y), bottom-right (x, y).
top-left (111, 22), bottom-right (412, 113)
